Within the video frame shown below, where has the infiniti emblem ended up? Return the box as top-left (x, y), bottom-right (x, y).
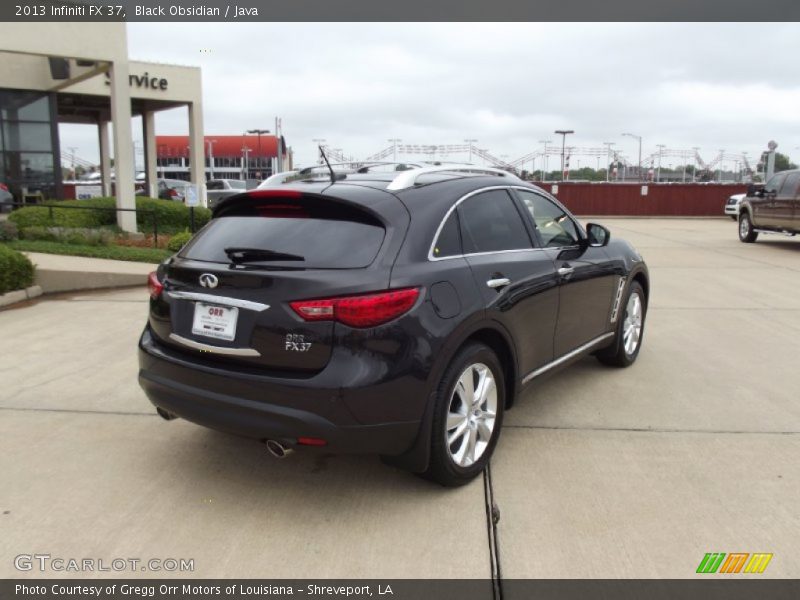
top-left (199, 273), bottom-right (219, 289)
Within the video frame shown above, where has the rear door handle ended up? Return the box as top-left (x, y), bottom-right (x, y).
top-left (487, 277), bottom-right (511, 289)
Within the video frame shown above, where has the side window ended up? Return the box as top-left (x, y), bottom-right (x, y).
top-left (458, 190), bottom-right (532, 254)
top-left (765, 173), bottom-right (786, 194)
top-left (778, 172), bottom-right (800, 196)
top-left (516, 190), bottom-right (580, 248)
top-left (432, 212), bottom-right (462, 258)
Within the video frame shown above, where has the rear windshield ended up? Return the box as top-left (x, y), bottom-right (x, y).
top-left (206, 180), bottom-right (225, 190)
top-left (181, 203), bottom-right (385, 269)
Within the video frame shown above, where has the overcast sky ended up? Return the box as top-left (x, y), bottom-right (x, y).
top-left (60, 22), bottom-right (800, 172)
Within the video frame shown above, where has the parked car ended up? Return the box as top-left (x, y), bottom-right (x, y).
top-left (157, 178), bottom-right (192, 202)
top-left (0, 183), bottom-right (13, 212)
top-left (724, 193), bottom-right (745, 220)
top-left (138, 165), bottom-right (649, 486)
top-left (206, 178), bottom-right (247, 210)
top-left (738, 169), bottom-right (800, 242)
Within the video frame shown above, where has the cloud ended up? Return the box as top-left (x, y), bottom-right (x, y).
top-left (62, 23), bottom-right (800, 169)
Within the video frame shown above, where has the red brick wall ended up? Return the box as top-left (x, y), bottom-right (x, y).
top-left (533, 182), bottom-right (747, 216)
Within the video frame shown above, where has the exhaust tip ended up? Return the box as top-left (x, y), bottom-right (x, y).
top-left (156, 407), bottom-right (177, 421)
top-left (265, 439), bottom-right (293, 459)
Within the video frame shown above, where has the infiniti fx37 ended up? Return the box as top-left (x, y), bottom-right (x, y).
top-left (138, 166), bottom-right (649, 486)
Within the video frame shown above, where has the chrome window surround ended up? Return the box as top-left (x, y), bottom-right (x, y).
top-left (427, 185), bottom-right (584, 262)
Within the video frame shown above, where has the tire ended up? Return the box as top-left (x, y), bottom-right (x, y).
top-left (422, 343), bottom-right (506, 487)
top-left (739, 212), bottom-right (758, 243)
top-left (597, 281), bottom-right (646, 368)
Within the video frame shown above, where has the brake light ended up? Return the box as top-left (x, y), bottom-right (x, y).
top-left (147, 271), bottom-right (164, 299)
top-left (248, 189), bottom-right (302, 199)
top-left (0, 183), bottom-right (8, 192)
top-left (290, 288), bottom-right (420, 328)
top-left (168, 188), bottom-right (179, 198)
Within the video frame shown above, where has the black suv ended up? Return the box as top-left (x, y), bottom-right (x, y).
top-left (139, 165), bottom-right (649, 486)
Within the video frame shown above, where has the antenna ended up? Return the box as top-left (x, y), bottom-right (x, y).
top-left (318, 145), bottom-right (336, 183)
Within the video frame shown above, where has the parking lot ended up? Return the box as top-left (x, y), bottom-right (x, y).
top-left (1, 218), bottom-right (798, 580)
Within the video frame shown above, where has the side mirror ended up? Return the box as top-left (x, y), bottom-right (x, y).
top-left (586, 223), bottom-right (610, 247)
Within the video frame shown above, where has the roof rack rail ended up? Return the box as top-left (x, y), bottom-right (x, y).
top-left (386, 165), bottom-right (518, 191)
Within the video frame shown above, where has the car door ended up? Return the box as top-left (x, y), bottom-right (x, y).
top-left (757, 172), bottom-right (787, 227)
top-left (775, 171), bottom-right (800, 229)
top-left (513, 189), bottom-right (618, 358)
top-left (455, 188), bottom-right (560, 374)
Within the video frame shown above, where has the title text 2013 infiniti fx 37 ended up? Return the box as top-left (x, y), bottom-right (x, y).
top-left (138, 166), bottom-right (649, 486)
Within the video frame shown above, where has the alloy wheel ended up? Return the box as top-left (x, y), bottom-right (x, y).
top-left (445, 362), bottom-right (497, 467)
top-left (740, 216), bottom-right (749, 239)
top-left (622, 292), bottom-right (643, 356)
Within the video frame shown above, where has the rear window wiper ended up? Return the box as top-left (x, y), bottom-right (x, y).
top-left (224, 247), bottom-right (305, 263)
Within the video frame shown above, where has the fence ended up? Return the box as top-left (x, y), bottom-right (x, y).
top-left (533, 182), bottom-right (748, 216)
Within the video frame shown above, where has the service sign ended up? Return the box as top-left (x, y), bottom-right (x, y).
top-left (184, 184), bottom-right (199, 207)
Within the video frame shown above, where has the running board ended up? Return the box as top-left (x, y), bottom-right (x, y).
top-left (521, 332), bottom-right (615, 385)
top-left (754, 229), bottom-right (796, 236)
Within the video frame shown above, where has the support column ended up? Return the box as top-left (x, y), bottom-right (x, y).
top-left (143, 111), bottom-right (158, 198)
top-left (98, 121), bottom-right (112, 197)
top-left (187, 100), bottom-right (206, 206)
top-left (108, 60), bottom-right (137, 232)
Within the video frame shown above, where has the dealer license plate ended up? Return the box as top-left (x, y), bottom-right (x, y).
top-left (191, 302), bottom-right (238, 342)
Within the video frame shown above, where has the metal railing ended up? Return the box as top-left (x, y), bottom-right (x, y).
top-left (8, 202), bottom-right (160, 247)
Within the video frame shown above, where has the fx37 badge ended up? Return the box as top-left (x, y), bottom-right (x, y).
top-left (285, 333), bottom-right (312, 352)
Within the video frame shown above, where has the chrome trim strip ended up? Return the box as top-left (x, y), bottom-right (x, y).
top-left (169, 333), bottom-right (261, 357)
top-left (427, 185), bottom-right (544, 262)
top-left (167, 291), bottom-right (270, 312)
top-left (521, 332), bottom-right (615, 385)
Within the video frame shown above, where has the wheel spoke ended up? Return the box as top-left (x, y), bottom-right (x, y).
top-left (476, 418), bottom-right (493, 441)
top-left (456, 371), bottom-right (474, 407)
top-left (447, 419), bottom-right (468, 446)
top-left (464, 425), bottom-right (478, 465)
top-left (447, 411), bottom-right (467, 430)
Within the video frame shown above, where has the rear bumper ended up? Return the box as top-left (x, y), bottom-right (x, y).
top-left (138, 328), bottom-right (423, 455)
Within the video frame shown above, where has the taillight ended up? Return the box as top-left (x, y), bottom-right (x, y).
top-left (147, 271), bottom-right (164, 299)
top-left (168, 188), bottom-right (178, 198)
top-left (290, 288), bottom-right (420, 328)
top-left (0, 183), bottom-right (8, 192)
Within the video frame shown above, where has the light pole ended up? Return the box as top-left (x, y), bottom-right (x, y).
top-left (247, 129), bottom-right (270, 178)
top-left (656, 144), bottom-right (666, 182)
top-left (622, 133), bottom-right (642, 181)
top-left (388, 138), bottom-right (402, 162)
top-left (692, 147), bottom-right (700, 182)
top-left (206, 139), bottom-right (217, 179)
top-left (603, 142), bottom-right (615, 182)
top-left (554, 130), bottom-right (574, 181)
top-left (538, 139), bottom-right (551, 182)
top-left (240, 146), bottom-right (251, 180)
top-left (464, 139), bottom-right (478, 163)
top-left (718, 149), bottom-right (725, 182)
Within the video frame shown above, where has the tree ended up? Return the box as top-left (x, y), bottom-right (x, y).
top-left (774, 152), bottom-right (798, 172)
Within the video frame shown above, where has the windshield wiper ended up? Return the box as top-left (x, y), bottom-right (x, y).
top-left (224, 247), bottom-right (305, 263)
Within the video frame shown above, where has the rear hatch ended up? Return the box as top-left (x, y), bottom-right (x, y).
top-left (149, 191), bottom-right (395, 374)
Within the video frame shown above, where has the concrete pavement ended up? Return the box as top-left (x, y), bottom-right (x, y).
top-left (1, 218), bottom-right (798, 580)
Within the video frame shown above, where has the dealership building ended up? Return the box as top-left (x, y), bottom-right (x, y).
top-left (0, 23), bottom-right (204, 231)
top-left (155, 134), bottom-right (292, 182)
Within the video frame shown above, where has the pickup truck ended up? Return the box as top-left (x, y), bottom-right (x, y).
top-left (738, 169), bottom-right (800, 242)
